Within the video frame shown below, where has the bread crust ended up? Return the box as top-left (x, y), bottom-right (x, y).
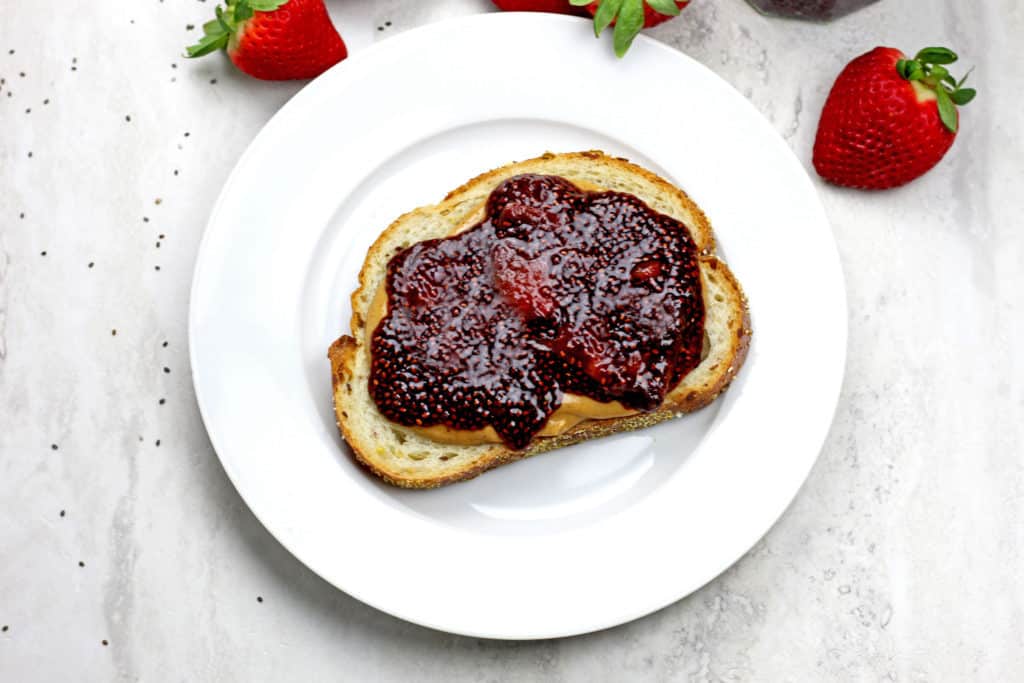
top-left (329, 151), bottom-right (751, 488)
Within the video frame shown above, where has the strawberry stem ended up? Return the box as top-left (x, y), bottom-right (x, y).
top-left (895, 46), bottom-right (976, 134)
top-left (570, 0), bottom-right (684, 57)
top-left (184, 0), bottom-right (289, 58)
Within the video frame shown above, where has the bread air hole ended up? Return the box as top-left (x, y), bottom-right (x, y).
top-left (391, 428), bottom-right (407, 445)
top-left (440, 452), bottom-right (459, 462)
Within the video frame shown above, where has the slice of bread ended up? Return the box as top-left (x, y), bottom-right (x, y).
top-left (328, 151), bottom-right (751, 488)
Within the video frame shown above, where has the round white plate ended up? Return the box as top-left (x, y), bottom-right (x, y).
top-left (190, 13), bottom-right (846, 639)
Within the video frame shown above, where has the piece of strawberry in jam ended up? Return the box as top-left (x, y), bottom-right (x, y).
top-left (491, 242), bottom-right (557, 322)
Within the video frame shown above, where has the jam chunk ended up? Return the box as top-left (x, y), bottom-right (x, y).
top-left (368, 174), bottom-right (705, 450)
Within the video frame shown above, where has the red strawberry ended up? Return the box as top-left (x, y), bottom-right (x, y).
top-left (813, 46), bottom-right (977, 190)
top-left (491, 0), bottom-right (589, 14)
top-left (186, 0), bottom-right (347, 81)
top-left (578, 0), bottom-right (690, 56)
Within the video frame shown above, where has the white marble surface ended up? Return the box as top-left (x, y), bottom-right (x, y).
top-left (2, 0), bottom-right (1022, 680)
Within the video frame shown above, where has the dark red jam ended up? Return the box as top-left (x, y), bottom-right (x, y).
top-left (369, 174), bottom-right (705, 450)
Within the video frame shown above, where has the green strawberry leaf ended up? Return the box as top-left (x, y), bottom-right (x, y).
top-left (248, 0), bottom-right (289, 10)
top-left (646, 0), bottom-right (682, 16)
top-left (234, 1), bottom-right (253, 22)
top-left (185, 32), bottom-right (230, 58)
top-left (569, 0), bottom-right (592, 4)
top-left (916, 47), bottom-right (958, 65)
top-left (934, 86), bottom-right (958, 133)
top-left (950, 88), bottom-right (976, 105)
top-left (897, 46), bottom-right (977, 121)
top-left (593, 0), bottom-right (623, 37)
top-left (202, 18), bottom-right (225, 37)
top-left (188, 3), bottom-right (238, 58)
top-left (956, 67), bottom-right (974, 88)
top-left (613, 0), bottom-right (645, 57)
top-left (214, 5), bottom-right (234, 34)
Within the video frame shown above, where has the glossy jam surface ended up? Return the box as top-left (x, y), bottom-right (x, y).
top-left (369, 175), bottom-right (705, 450)
top-left (746, 0), bottom-right (878, 20)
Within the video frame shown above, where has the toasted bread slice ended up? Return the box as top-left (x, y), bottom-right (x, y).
top-left (328, 151), bottom-right (751, 488)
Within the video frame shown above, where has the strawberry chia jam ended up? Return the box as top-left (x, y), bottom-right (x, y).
top-left (745, 0), bottom-right (878, 20)
top-left (369, 175), bottom-right (705, 450)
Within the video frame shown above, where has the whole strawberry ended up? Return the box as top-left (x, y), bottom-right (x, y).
top-left (813, 47), bottom-right (977, 190)
top-left (491, 0), bottom-right (588, 15)
top-left (572, 0), bottom-right (690, 56)
top-left (186, 0), bottom-right (347, 81)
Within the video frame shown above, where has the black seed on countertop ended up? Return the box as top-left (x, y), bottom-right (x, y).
top-left (155, 439), bottom-right (161, 447)
top-left (163, 367), bottom-right (170, 373)
top-left (154, 198), bottom-right (162, 205)
top-left (111, 329), bottom-right (117, 336)
top-left (40, 250), bottom-right (46, 256)
top-left (27, 151), bottom-right (32, 157)
top-left (154, 265), bottom-right (161, 271)
top-left (173, 170), bottom-right (178, 176)
top-left (257, 596), bottom-right (263, 603)
top-left (43, 98), bottom-right (48, 104)
top-left (143, 217), bottom-right (149, 222)
top-left (210, 78), bottom-right (217, 84)
top-left (156, 242), bottom-right (160, 248)
top-left (386, 21), bottom-right (392, 26)
top-left (159, 398), bottom-right (165, 405)
top-left (19, 212), bottom-right (24, 219)
top-left (162, 341), bottom-right (168, 347)
top-left (184, 131), bottom-right (190, 137)
top-left (2, 626), bottom-right (7, 632)
top-left (78, 561), bottom-right (85, 567)
top-left (101, 640), bottom-right (108, 646)
top-left (125, 114), bottom-right (130, 122)
top-left (60, 510), bottom-right (66, 517)
top-left (88, 262), bottom-right (94, 268)
top-left (51, 444), bottom-right (57, 450)
top-left (19, 71), bottom-right (24, 77)
top-left (186, 24), bottom-right (195, 30)
top-left (158, 234), bottom-right (166, 240)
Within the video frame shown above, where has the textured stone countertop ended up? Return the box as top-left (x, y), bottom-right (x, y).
top-left (2, 0), bottom-right (1022, 680)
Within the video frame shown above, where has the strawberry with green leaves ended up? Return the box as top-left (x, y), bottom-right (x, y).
top-left (813, 46), bottom-right (977, 190)
top-left (573, 0), bottom-right (690, 56)
top-left (186, 0), bottom-right (347, 81)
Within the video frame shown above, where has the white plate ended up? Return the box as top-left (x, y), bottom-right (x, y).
top-left (189, 13), bottom-right (846, 639)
